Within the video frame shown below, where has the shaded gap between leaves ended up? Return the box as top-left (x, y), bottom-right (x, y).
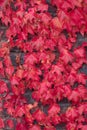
top-left (79, 63), bottom-right (87, 75)
top-left (24, 88), bottom-right (35, 104)
top-left (10, 52), bottom-right (24, 66)
top-left (48, 3), bottom-right (57, 17)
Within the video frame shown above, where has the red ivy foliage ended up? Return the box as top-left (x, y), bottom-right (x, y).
top-left (0, 0), bottom-right (87, 130)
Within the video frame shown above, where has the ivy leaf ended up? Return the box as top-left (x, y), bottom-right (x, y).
top-left (33, 109), bottom-right (46, 122)
top-left (0, 118), bottom-right (4, 128)
top-left (0, 0), bottom-right (5, 6)
top-left (16, 123), bottom-right (27, 130)
top-left (0, 80), bottom-right (8, 94)
top-left (51, 17), bottom-right (62, 29)
top-left (48, 104), bottom-right (60, 116)
top-left (7, 119), bottom-right (14, 129)
top-left (15, 106), bottom-right (25, 117)
top-left (29, 125), bottom-right (41, 130)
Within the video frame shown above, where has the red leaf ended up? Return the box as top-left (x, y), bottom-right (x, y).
top-left (10, 75), bottom-right (19, 85)
top-left (16, 123), bottom-right (27, 130)
top-left (66, 107), bottom-right (79, 122)
top-left (66, 122), bottom-right (76, 130)
top-left (68, 89), bottom-right (79, 102)
top-left (0, 80), bottom-right (8, 93)
top-left (37, 3), bottom-right (48, 12)
top-left (33, 109), bottom-right (46, 122)
top-left (59, 48), bottom-right (73, 64)
top-left (29, 125), bottom-right (41, 130)
top-left (7, 119), bottom-right (14, 129)
top-left (15, 106), bottom-right (25, 117)
top-left (24, 54), bottom-right (37, 65)
top-left (50, 115), bottom-right (61, 125)
top-left (44, 126), bottom-right (56, 130)
top-left (48, 104), bottom-right (60, 115)
top-left (0, 0), bottom-right (4, 6)
top-left (0, 118), bottom-right (4, 128)
top-left (74, 47), bottom-right (85, 58)
top-left (51, 17), bottom-right (62, 29)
